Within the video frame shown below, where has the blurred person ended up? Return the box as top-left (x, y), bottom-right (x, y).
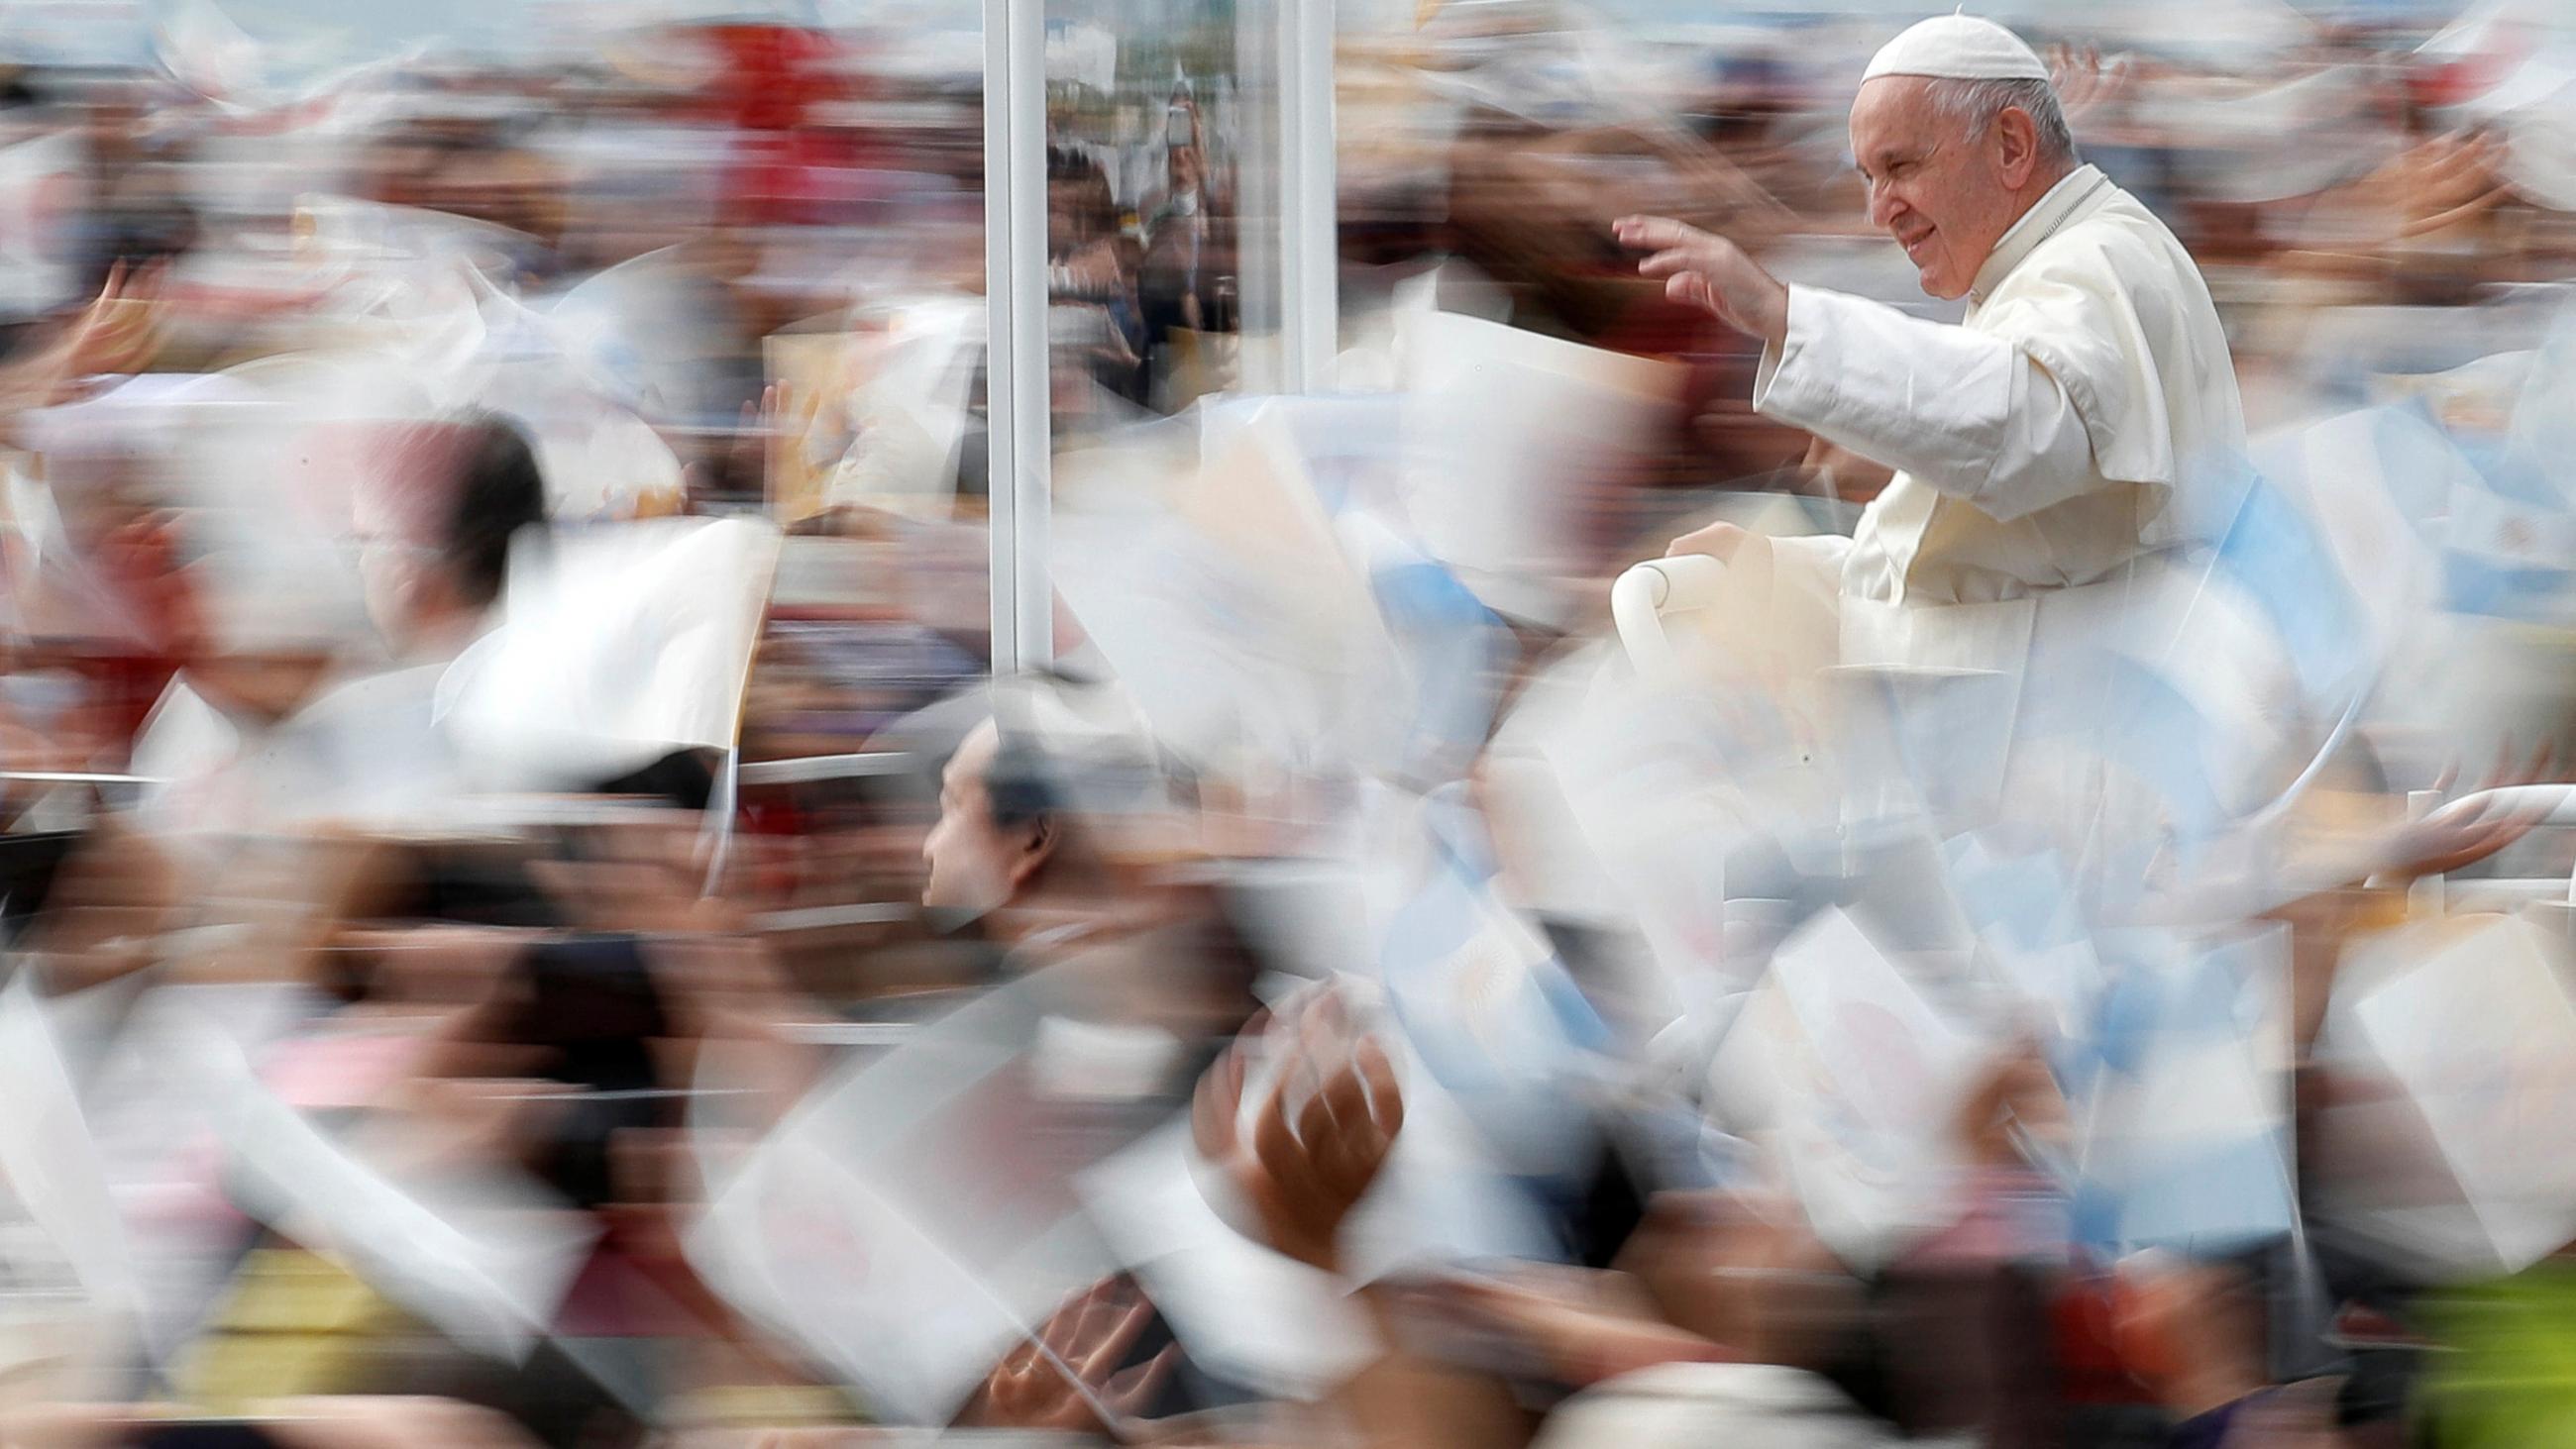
top-left (917, 685), bottom-right (1254, 1047)
top-left (124, 412), bottom-right (535, 810)
top-left (347, 413), bottom-right (549, 664)
top-left (1136, 99), bottom-right (1220, 365)
top-left (1378, 1034), bottom-right (2081, 1447)
top-left (1044, 145), bottom-right (1145, 410)
top-left (1046, 146), bottom-right (1127, 305)
top-left (918, 709), bottom-right (1081, 933)
top-left (1868, 1038), bottom-right (2077, 1448)
top-left (2277, 129), bottom-right (2518, 298)
top-left (38, 412), bottom-right (556, 967)
top-left (647, 685), bottom-right (1274, 1429)
top-left (889, 687), bottom-right (1297, 1420)
top-left (1619, 14), bottom-right (2247, 681)
top-left (157, 932), bottom-right (669, 1449)
top-left (71, 88), bottom-right (198, 294)
top-left (122, 818), bottom-right (861, 1442)
top-left (1523, 1192), bottom-right (1900, 1449)
top-left (267, 406), bottom-right (725, 812)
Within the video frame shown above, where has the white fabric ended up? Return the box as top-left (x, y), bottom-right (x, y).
top-left (1399, 309), bottom-right (1685, 625)
top-left (1754, 164), bottom-right (2249, 619)
top-left (227, 663), bottom-right (471, 833)
top-left (0, 978), bottom-right (139, 1332)
top-left (1533, 1362), bottom-right (1902, 1449)
top-left (202, 1018), bottom-right (598, 1360)
top-left (686, 982), bottom-right (1128, 1425)
top-left (440, 515), bottom-right (782, 784)
top-left (1079, 1125), bottom-right (1381, 1399)
top-left (1862, 15), bottom-right (2050, 84)
top-left (2340, 913), bottom-right (2576, 1276)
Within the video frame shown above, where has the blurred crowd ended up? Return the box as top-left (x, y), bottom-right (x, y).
top-left (7, 1), bottom-right (2576, 1449)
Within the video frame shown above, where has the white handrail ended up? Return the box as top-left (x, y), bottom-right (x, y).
top-left (737, 752), bottom-right (914, 785)
top-left (1610, 554), bottom-right (1729, 675)
top-left (2401, 783), bottom-right (2576, 908)
top-left (2424, 783), bottom-right (2576, 830)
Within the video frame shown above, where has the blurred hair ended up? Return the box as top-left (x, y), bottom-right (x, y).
top-left (1926, 75), bottom-right (2079, 169)
top-left (439, 412), bottom-right (549, 610)
top-left (970, 673), bottom-right (1178, 886)
top-left (1045, 145), bottom-right (1118, 245)
top-left (984, 726), bottom-right (1064, 831)
top-left (981, 702), bottom-right (1165, 830)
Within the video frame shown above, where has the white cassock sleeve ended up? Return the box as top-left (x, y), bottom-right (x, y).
top-left (1752, 283), bottom-right (2099, 523)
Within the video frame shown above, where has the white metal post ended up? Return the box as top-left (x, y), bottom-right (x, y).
top-left (984, 0), bottom-right (1055, 673)
top-left (1232, 0), bottom-right (1283, 395)
top-left (1277, 0), bottom-right (1338, 393)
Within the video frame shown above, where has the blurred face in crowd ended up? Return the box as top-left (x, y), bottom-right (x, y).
top-left (922, 720), bottom-right (1048, 913)
top-left (1849, 74), bottom-right (2051, 300)
top-left (349, 427), bottom-right (459, 650)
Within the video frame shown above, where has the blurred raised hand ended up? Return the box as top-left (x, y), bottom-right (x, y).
top-left (1190, 989), bottom-right (1404, 1273)
top-left (1954, 1034), bottom-right (2073, 1171)
top-left (2378, 739), bottom-right (2562, 884)
top-left (60, 259), bottom-right (171, 381)
top-left (2361, 131), bottom-right (2512, 240)
top-left (2046, 45), bottom-right (2134, 134)
top-left (1, 260), bottom-right (170, 414)
top-left (960, 1277), bottom-right (1177, 1434)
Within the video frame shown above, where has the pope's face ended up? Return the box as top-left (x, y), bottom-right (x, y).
top-left (1849, 75), bottom-right (2022, 301)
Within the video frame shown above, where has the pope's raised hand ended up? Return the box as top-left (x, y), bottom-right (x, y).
top-left (1614, 214), bottom-right (1790, 347)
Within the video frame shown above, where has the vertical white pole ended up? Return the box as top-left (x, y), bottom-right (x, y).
top-left (984, 0), bottom-right (1055, 673)
top-left (1277, 0), bottom-right (1338, 393)
top-left (1232, 0), bottom-right (1283, 395)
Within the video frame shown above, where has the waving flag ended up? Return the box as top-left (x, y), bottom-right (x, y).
top-left (1718, 907), bottom-right (1989, 1268)
top-left (688, 983), bottom-right (1128, 1423)
top-left (439, 515), bottom-right (783, 789)
top-left (2065, 925), bottom-right (2296, 1257)
top-left (0, 976), bottom-right (140, 1339)
top-left (2341, 913), bottom-right (2576, 1277)
top-left (1396, 309), bottom-right (1682, 627)
top-left (1052, 400), bottom-right (1406, 777)
top-left (1370, 785), bottom-right (1612, 1183)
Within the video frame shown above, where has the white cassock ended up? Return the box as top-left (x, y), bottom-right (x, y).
top-left (1753, 162), bottom-right (2249, 674)
top-left (1735, 163), bottom-right (2276, 856)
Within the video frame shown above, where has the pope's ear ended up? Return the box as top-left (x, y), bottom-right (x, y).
top-left (1993, 104), bottom-right (2044, 188)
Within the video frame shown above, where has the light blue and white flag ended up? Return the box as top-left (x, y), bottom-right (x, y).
top-left (2064, 925), bottom-right (2297, 1258)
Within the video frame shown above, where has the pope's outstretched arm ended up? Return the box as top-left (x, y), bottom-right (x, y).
top-left (1621, 213), bottom-right (2102, 525)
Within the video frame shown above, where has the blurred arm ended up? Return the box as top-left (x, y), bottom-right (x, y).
top-left (1752, 284), bottom-right (2098, 522)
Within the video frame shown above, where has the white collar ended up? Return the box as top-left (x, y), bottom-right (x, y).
top-left (1969, 163), bottom-right (2111, 305)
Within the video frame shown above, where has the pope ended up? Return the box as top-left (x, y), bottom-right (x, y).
top-left (1620, 14), bottom-right (2248, 673)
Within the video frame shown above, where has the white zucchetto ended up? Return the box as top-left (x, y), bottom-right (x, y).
top-left (1862, 14), bottom-right (2052, 84)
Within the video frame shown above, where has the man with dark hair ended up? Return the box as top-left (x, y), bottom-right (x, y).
top-left (352, 411), bottom-right (550, 657)
top-left (441, 414), bottom-right (552, 610)
top-left (919, 703), bottom-right (1146, 932)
